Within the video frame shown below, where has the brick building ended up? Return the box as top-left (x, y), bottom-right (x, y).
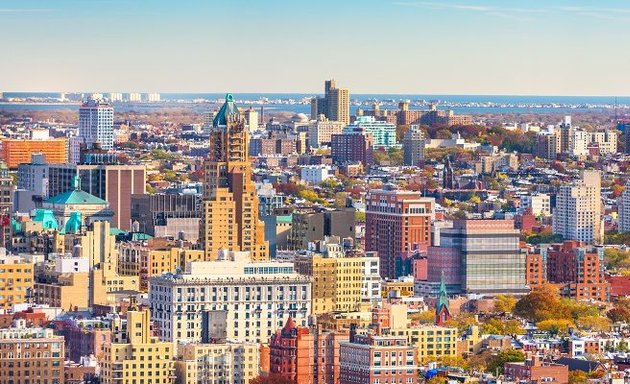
top-left (339, 329), bottom-right (418, 384)
top-left (365, 186), bottom-right (434, 278)
top-left (0, 319), bottom-right (65, 384)
top-left (546, 241), bottom-right (610, 301)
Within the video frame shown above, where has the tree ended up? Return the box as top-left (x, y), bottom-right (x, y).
top-left (494, 295), bottom-right (517, 313)
top-left (482, 318), bottom-right (524, 335)
top-left (575, 316), bottom-right (611, 332)
top-left (514, 284), bottom-right (565, 322)
top-left (604, 248), bottom-right (630, 270)
top-left (250, 375), bottom-right (294, 384)
top-left (569, 370), bottom-right (588, 384)
top-left (487, 349), bottom-right (525, 375)
top-left (410, 310), bottom-right (435, 324)
top-left (536, 319), bottom-right (574, 336)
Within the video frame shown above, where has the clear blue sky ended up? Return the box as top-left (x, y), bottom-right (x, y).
top-left (2, 0), bottom-right (630, 95)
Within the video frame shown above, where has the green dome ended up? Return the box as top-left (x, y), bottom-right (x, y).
top-left (64, 211), bottom-right (82, 234)
top-left (32, 209), bottom-right (59, 230)
top-left (212, 93), bottom-right (239, 127)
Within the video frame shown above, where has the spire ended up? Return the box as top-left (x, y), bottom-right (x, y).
top-left (436, 271), bottom-right (451, 325)
top-left (212, 93), bottom-right (239, 127)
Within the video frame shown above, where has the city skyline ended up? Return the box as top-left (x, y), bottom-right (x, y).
top-left (2, 0), bottom-right (630, 96)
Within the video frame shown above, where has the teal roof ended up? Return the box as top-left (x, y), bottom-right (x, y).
top-left (277, 215), bottom-right (292, 224)
top-left (212, 94), bottom-right (239, 127)
top-left (436, 271), bottom-right (450, 315)
top-left (46, 190), bottom-right (107, 205)
top-left (64, 211), bottom-right (82, 234)
top-left (32, 209), bottom-right (58, 230)
top-left (110, 227), bottom-right (126, 236)
top-left (132, 232), bottom-right (153, 241)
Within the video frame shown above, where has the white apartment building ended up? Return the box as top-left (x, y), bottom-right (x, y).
top-left (300, 165), bottom-right (331, 184)
top-left (618, 181), bottom-right (630, 233)
top-left (149, 250), bottom-right (312, 344)
top-left (553, 170), bottom-right (603, 244)
top-left (520, 193), bottom-right (551, 216)
top-left (589, 130), bottom-right (617, 155)
top-left (79, 97), bottom-right (114, 150)
top-left (571, 129), bottom-right (589, 157)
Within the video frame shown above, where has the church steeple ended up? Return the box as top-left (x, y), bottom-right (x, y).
top-left (436, 271), bottom-right (451, 325)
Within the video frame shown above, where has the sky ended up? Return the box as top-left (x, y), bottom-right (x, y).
top-left (2, 0), bottom-right (630, 96)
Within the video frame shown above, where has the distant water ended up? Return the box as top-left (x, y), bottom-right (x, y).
top-left (2, 92), bottom-right (629, 115)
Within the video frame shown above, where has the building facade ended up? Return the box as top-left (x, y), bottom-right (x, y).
top-left (365, 187), bottom-right (434, 278)
top-left (99, 309), bottom-right (175, 384)
top-left (149, 250), bottom-right (311, 344)
top-left (78, 97), bottom-right (114, 150)
top-left (201, 94), bottom-right (268, 261)
top-left (553, 170), bottom-right (602, 244)
top-left (0, 320), bottom-right (65, 384)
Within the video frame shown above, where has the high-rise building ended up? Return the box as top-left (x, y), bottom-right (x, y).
top-left (325, 79), bottom-right (350, 125)
top-left (127, 92), bottom-right (142, 102)
top-left (437, 219), bottom-right (527, 295)
top-left (365, 186), bottom-right (434, 278)
top-left (78, 97), bottom-right (114, 150)
top-left (558, 115), bottom-right (573, 154)
top-left (618, 181), bottom-right (630, 233)
top-left (201, 94), bottom-right (268, 261)
top-left (310, 79), bottom-right (350, 125)
top-left (99, 309), bottom-right (175, 384)
top-left (149, 250), bottom-right (311, 345)
top-left (553, 170), bottom-right (602, 244)
top-left (287, 208), bottom-right (355, 250)
top-left (0, 162), bottom-right (12, 248)
top-left (535, 132), bottom-right (558, 160)
top-left (403, 125), bottom-right (426, 166)
top-left (342, 116), bottom-right (397, 148)
top-left (0, 320), bottom-right (65, 383)
top-left (244, 106), bottom-right (259, 133)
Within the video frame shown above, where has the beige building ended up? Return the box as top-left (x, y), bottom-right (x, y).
top-left (118, 241), bottom-right (205, 291)
top-left (295, 245), bottom-right (381, 315)
top-left (0, 253), bottom-right (34, 310)
top-left (175, 342), bottom-right (260, 384)
top-left (100, 309), bottom-right (175, 384)
top-left (201, 94), bottom-right (268, 261)
top-left (308, 117), bottom-right (346, 148)
top-left (34, 254), bottom-right (90, 310)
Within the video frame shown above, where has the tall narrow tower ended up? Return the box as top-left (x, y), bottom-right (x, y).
top-left (201, 94), bottom-right (268, 261)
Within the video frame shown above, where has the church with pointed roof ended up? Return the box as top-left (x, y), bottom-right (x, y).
top-left (435, 272), bottom-right (452, 326)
